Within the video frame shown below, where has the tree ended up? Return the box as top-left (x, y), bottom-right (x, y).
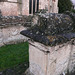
top-left (58, 0), bottom-right (73, 13)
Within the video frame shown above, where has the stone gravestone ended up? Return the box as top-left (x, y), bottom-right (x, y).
top-left (21, 13), bottom-right (75, 75)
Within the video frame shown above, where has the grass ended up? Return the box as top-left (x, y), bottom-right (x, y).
top-left (0, 42), bottom-right (29, 71)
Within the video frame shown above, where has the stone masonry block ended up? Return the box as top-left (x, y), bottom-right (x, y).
top-left (28, 40), bottom-right (75, 75)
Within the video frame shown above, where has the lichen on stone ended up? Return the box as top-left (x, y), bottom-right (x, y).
top-left (21, 13), bottom-right (75, 46)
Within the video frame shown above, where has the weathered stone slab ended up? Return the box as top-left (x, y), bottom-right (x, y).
top-left (21, 13), bottom-right (75, 46)
top-left (0, 14), bottom-right (32, 47)
top-left (34, 13), bottom-right (73, 35)
top-left (0, 15), bottom-right (32, 28)
top-left (0, 25), bottom-right (28, 47)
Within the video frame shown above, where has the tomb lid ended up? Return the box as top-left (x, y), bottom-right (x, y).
top-left (20, 13), bottom-right (75, 46)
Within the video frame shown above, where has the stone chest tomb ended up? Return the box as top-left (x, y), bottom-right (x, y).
top-left (21, 13), bottom-right (75, 75)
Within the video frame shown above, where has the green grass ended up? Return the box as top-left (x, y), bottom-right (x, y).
top-left (0, 42), bottom-right (29, 71)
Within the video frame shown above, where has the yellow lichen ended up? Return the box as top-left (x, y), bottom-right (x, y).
top-left (47, 36), bottom-right (56, 42)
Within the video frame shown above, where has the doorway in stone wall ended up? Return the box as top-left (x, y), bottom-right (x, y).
top-left (29, 0), bottom-right (39, 14)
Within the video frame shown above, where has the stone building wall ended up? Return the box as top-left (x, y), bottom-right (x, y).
top-left (22, 0), bottom-right (29, 15)
top-left (39, 0), bottom-right (48, 9)
top-left (0, 0), bottom-right (18, 16)
top-left (52, 0), bottom-right (58, 13)
top-left (0, 0), bottom-right (58, 16)
top-left (37, 0), bottom-right (58, 13)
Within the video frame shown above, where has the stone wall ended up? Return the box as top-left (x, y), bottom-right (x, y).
top-left (0, 0), bottom-right (29, 16)
top-left (39, 0), bottom-right (58, 13)
top-left (0, 0), bottom-right (58, 16)
top-left (0, 25), bottom-right (27, 47)
top-left (0, 1), bottom-right (18, 16)
top-left (0, 15), bottom-right (32, 27)
top-left (0, 15), bottom-right (32, 47)
top-left (22, 0), bottom-right (29, 15)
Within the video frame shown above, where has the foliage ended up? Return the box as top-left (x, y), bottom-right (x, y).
top-left (71, 9), bottom-right (75, 13)
top-left (58, 0), bottom-right (73, 13)
top-left (0, 42), bottom-right (29, 71)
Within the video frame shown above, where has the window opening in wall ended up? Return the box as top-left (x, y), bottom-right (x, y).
top-left (37, 0), bottom-right (39, 12)
top-left (29, 0), bottom-right (32, 14)
top-left (29, 0), bottom-right (39, 14)
top-left (33, 0), bottom-right (35, 13)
